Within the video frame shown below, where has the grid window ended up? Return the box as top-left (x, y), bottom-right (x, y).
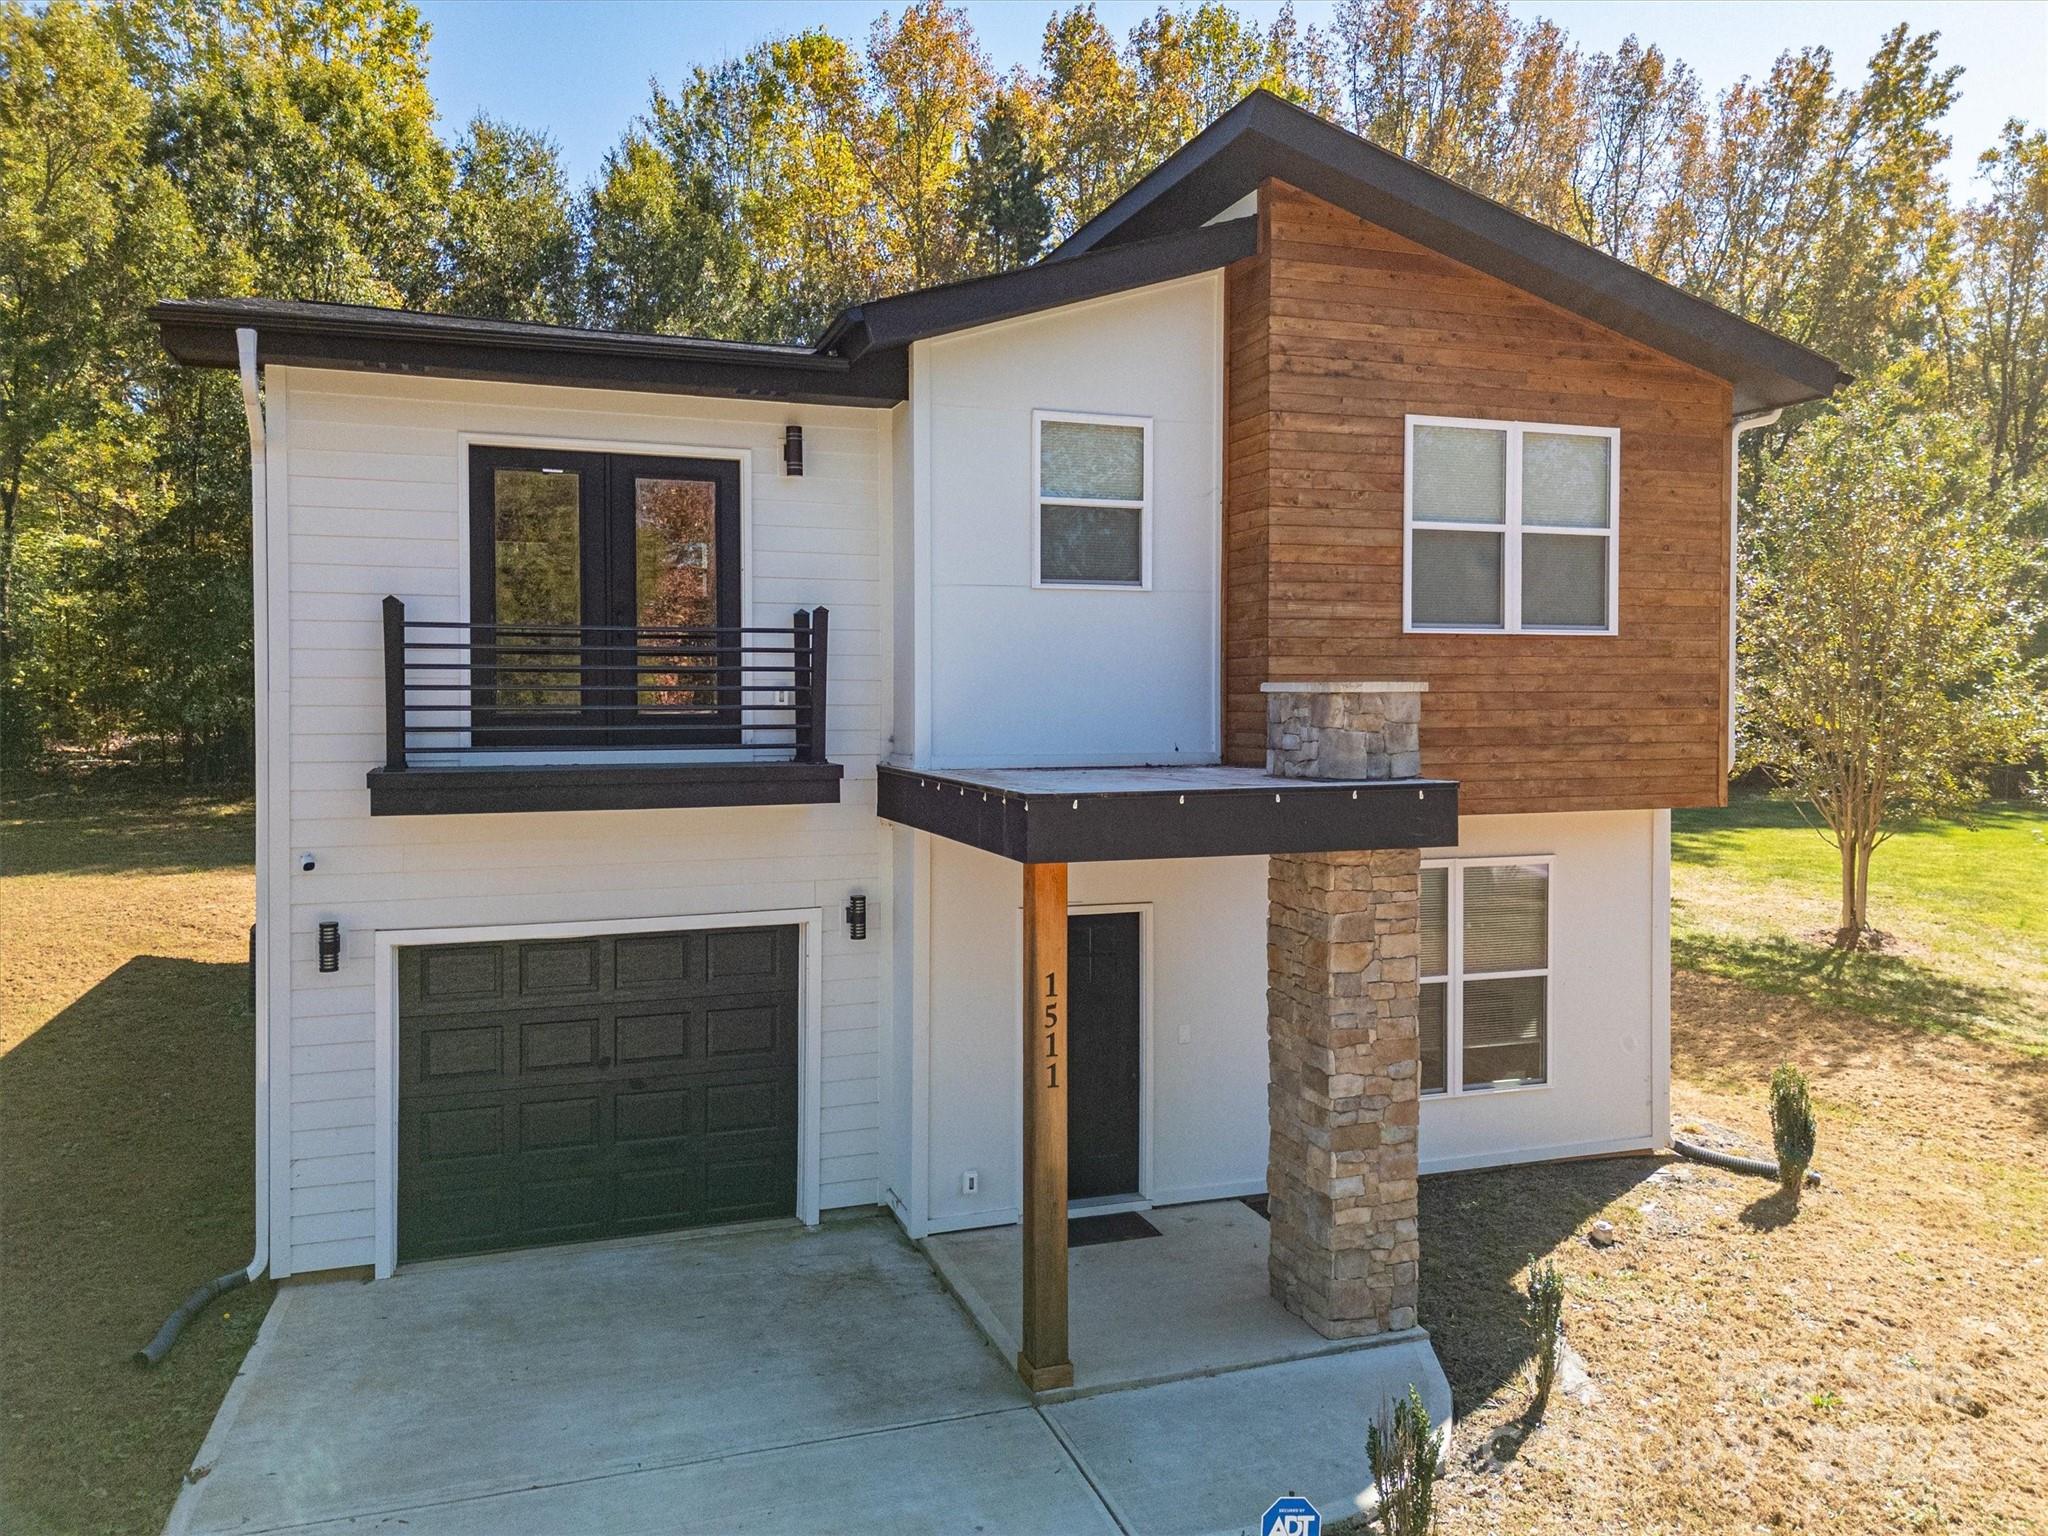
top-left (1418, 857), bottom-right (1551, 1095)
top-left (1405, 416), bottom-right (1617, 633)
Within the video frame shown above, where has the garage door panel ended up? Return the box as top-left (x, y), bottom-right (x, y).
top-left (703, 1001), bottom-right (781, 1061)
top-left (413, 945), bottom-right (506, 1006)
top-left (519, 1095), bottom-right (602, 1152)
top-left (705, 926), bottom-right (784, 982)
top-left (519, 1174), bottom-right (611, 1245)
top-left (614, 1086), bottom-right (694, 1144)
top-left (418, 1100), bottom-right (507, 1164)
top-left (399, 927), bottom-right (799, 1262)
top-left (614, 1008), bottom-right (690, 1066)
top-left (518, 1015), bottom-right (603, 1074)
top-left (419, 1023), bottom-right (504, 1083)
top-left (517, 939), bottom-right (603, 996)
top-left (615, 1165), bottom-right (702, 1229)
top-left (704, 1154), bottom-right (796, 1222)
top-left (614, 932), bottom-right (691, 988)
top-left (409, 1182), bottom-right (517, 1259)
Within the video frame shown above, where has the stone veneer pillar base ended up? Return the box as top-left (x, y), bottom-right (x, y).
top-left (1261, 682), bottom-right (1426, 1340)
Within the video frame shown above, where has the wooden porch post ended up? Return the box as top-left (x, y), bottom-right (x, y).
top-left (1018, 860), bottom-right (1073, 1391)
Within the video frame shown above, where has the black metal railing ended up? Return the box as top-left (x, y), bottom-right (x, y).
top-left (380, 595), bottom-right (829, 770)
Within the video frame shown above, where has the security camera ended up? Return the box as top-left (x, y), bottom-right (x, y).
top-left (300, 852), bottom-right (317, 873)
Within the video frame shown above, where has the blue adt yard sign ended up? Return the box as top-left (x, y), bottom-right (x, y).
top-left (1261, 1496), bottom-right (1320, 1536)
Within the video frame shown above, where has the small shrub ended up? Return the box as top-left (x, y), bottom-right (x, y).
top-left (1366, 1383), bottom-right (1442, 1535)
top-left (1770, 1063), bottom-right (1817, 1199)
top-left (1526, 1255), bottom-right (1565, 1414)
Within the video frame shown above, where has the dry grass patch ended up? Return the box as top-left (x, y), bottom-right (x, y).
top-left (1420, 973), bottom-right (2047, 1535)
top-left (0, 784), bottom-right (269, 1536)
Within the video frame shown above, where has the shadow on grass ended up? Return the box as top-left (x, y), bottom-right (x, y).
top-left (1418, 1156), bottom-right (1658, 1417)
top-left (1738, 1186), bottom-right (1803, 1231)
top-left (1673, 928), bottom-right (2034, 1053)
top-left (0, 956), bottom-right (270, 1536)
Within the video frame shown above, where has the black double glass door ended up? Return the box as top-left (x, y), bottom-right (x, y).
top-left (468, 446), bottom-right (742, 748)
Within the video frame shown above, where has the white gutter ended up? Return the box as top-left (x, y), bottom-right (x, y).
top-left (1726, 408), bottom-right (1783, 777)
top-left (236, 327), bottom-right (271, 1286)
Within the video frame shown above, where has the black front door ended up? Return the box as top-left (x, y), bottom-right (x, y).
top-left (468, 446), bottom-right (742, 748)
top-left (1067, 912), bottom-right (1141, 1200)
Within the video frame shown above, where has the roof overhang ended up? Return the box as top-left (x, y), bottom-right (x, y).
top-left (1054, 92), bottom-right (1848, 417)
top-left (151, 299), bottom-right (908, 408)
top-left (818, 218), bottom-right (1256, 360)
top-left (877, 763), bottom-right (1457, 862)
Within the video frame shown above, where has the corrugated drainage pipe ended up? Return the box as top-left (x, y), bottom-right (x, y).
top-left (1672, 1137), bottom-right (1820, 1187)
top-left (136, 1269), bottom-right (250, 1367)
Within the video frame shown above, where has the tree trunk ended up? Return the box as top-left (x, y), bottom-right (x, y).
top-left (1836, 837), bottom-right (1861, 946)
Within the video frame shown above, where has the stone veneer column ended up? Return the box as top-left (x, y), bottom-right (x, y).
top-left (1261, 682), bottom-right (1427, 1339)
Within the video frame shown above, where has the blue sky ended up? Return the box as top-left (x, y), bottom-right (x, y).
top-left (416, 0), bottom-right (2047, 197)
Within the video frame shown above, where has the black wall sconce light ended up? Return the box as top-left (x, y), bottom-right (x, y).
top-left (317, 921), bottom-right (341, 973)
top-left (844, 893), bottom-right (867, 941)
top-left (783, 424), bottom-right (804, 477)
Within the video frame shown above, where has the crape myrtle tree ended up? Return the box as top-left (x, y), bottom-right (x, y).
top-left (1737, 374), bottom-right (2045, 947)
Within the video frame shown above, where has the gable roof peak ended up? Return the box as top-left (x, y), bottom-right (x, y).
top-left (1055, 89), bottom-right (1846, 417)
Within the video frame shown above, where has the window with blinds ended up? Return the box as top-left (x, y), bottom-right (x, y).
top-left (1035, 412), bottom-right (1149, 588)
top-left (1418, 857), bottom-right (1551, 1095)
top-left (1405, 416), bottom-right (1618, 634)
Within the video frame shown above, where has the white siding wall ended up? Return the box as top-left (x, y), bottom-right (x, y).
top-left (1418, 809), bottom-right (1666, 1172)
top-left (268, 367), bottom-right (892, 1275)
top-left (921, 838), bottom-right (1268, 1233)
top-left (909, 273), bottom-right (1223, 768)
top-left (911, 809), bottom-right (1665, 1234)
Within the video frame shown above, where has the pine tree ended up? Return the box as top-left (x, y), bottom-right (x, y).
top-left (962, 89), bottom-right (1053, 272)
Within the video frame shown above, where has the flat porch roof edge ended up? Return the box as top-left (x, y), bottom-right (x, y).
top-left (875, 763), bottom-right (1458, 862)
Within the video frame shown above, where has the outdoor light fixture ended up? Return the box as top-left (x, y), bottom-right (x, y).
top-left (844, 893), bottom-right (867, 941)
top-left (317, 921), bottom-right (340, 973)
top-left (783, 424), bottom-right (804, 476)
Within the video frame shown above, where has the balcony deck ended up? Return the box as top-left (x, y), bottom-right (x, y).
top-left (875, 762), bottom-right (1456, 862)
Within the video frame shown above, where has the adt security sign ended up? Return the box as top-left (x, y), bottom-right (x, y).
top-left (1260, 1495), bottom-right (1320, 1536)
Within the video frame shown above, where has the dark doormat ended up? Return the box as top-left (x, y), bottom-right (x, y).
top-left (1239, 1194), bottom-right (1270, 1220)
top-left (1068, 1210), bottom-right (1161, 1248)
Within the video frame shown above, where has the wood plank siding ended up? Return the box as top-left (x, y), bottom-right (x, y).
top-left (1224, 181), bottom-right (1735, 815)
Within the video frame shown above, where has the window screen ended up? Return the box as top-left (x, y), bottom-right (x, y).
top-left (1037, 416), bottom-right (1146, 586)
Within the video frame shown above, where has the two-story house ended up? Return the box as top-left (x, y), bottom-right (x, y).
top-left (154, 90), bottom-right (1844, 1394)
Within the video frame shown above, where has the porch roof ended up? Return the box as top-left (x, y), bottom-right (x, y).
top-left (875, 762), bottom-right (1457, 863)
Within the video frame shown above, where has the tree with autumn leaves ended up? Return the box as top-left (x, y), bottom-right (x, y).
top-left (3, 0), bottom-right (2044, 878)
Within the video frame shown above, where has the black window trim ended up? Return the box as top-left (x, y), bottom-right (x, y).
top-left (467, 445), bottom-right (744, 749)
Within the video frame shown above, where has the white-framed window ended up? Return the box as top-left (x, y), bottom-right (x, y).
top-left (1033, 409), bottom-right (1151, 589)
top-left (1404, 416), bottom-right (1618, 634)
top-left (1420, 856), bottom-right (1551, 1095)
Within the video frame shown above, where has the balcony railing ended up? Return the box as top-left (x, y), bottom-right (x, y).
top-left (379, 595), bottom-right (830, 771)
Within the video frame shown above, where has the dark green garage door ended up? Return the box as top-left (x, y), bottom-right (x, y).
top-left (398, 926), bottom-right (799, 1261)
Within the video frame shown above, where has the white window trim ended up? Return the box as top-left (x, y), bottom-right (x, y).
top-left (1031, 408), bottom-right (1153, 591)
top-left (1403, 415), bottom-right (1619, 635)
top-left (1420, 854), bottom-right (1553, 1097)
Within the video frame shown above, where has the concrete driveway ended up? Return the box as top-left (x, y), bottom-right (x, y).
top-left (168, 1213), bottom-right (1445, 1535)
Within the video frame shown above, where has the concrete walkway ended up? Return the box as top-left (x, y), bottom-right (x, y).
top-left (168, 1213), bottom-right (1447, 1536)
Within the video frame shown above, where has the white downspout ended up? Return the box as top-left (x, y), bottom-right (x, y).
top-left (1726, 408), bottom-right (1783, 778)
top-left (134, 332), bottom-right (271, 1365)
top-left (237, 327), bottom-right (271, 1286)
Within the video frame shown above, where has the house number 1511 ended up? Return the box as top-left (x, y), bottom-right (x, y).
top-left (1043, 971), bottom-right (1059, 1089)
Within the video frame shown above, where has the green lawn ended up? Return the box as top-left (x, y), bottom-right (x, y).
top-left (1672, 794), bottom-right (2048, 1056)
top-left (0, 783), bottom-right (268, 1536)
